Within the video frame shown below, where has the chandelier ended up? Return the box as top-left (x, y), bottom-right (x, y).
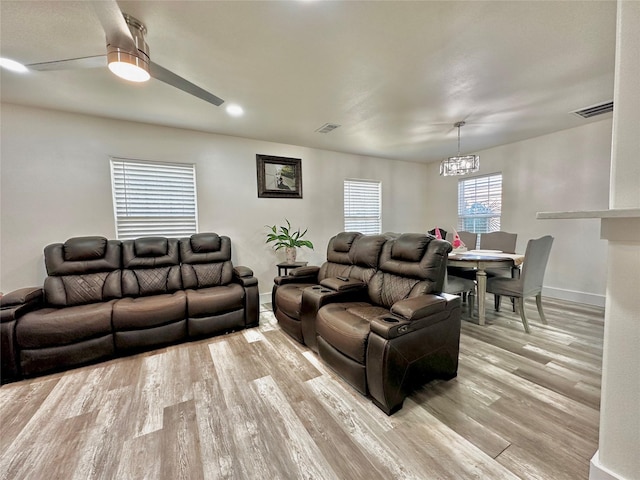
top-left (439, 121), bottom-right (479, 176)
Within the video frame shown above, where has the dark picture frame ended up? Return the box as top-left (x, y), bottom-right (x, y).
top-left (256, 154), bottom-right (303, 198)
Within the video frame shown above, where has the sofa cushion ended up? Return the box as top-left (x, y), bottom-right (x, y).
top-left (63, 236), bottom-right (108, 261)
top-left (390, 234), bottom-right (430, 262)
top-left (122, 238), bottom-right (179, 268)
top-left (45, 271), bottom-right (122, 306)
top-left (112, 291), bottom-right (187, 330)
top-left (274, 283), bottom-right (316, 320)
top-left (326, 232), bottom-right (361, 264)
top-left (191, 233), bottom-right (221, 253)
top-left (316, 302), bottom-right (388, 364)
top-left (16, 301), bottom-right (115, 349)
top-left (350, 235), bottom-right (387, 268)
top-left (134, 237), bottom-right (168, 257)
top-left (180, 235), bottom-right (231, 264)
top-left (185, 284), bottom-right (244, 317)
top-left (181, 262), bottom-right (233, 289)
top-left (45, 239), bottom-right (121, 276)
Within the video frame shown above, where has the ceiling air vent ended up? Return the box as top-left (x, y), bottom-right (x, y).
top-left (572, 101), bottom-right (613, 119)
top-left (315, 123), bottom-right (341, 134)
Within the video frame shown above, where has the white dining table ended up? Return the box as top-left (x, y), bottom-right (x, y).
top-left (447, 250), bottom-right (525, 326)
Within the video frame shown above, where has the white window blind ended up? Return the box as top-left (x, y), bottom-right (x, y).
top-left (110, 158), bottom-right (198, 240)
top-left (344, 179), bottom-right (381, 235)
top-left (457, 173), bottom-right (502, 233)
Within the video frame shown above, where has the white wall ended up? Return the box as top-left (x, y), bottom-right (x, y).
top-left (424, 119), bottom-right (613, 306)
top-left (0, 103), bottom-right (429, 296)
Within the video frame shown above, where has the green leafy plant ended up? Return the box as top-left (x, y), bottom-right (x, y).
top-left (266, 219), bottom-right (314, 251)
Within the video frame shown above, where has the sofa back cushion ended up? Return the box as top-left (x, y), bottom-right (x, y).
top-left (121, 237), bottom-right (182, 296)
top-left (44, 236), bottom-right (122, 306)
top-left (367, 234), bottom-right (452, 308)
top-left (319, 232), bottom-right (360, 281)
top-left (179, 233), bottom-right (233, 288)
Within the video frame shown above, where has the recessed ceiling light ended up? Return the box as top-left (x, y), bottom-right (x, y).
top-left (226, 104), bottom-right (244, 117)
top-left (0, 57), bottom-right (28, 73)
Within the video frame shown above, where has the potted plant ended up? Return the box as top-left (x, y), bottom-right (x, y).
top-left (266, 219), bottom-right (314, 263)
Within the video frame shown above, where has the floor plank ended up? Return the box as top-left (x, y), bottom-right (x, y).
top-left (0, 296), bottom-right (604, 479)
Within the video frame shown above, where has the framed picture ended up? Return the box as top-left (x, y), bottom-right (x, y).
top-left (256, 154), bottom-right (303, 198)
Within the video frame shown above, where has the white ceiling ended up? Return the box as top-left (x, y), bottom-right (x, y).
top-left (0, 1), bottom-right (616, 163)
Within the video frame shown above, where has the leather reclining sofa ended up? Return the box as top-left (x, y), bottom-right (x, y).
top-left (1, 233), bottom-right (259, 382)
top-left (272, 232), bottom-right (461, 415)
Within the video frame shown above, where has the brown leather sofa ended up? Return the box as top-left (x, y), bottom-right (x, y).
top-left (273, 232), bottom-right (461, 415)
top-left (0, 233), bottom-right (259, 382)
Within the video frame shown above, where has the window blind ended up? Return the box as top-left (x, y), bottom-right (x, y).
top-left (344, 179), bottom-right (381, 235)
top-left (110, 158), bottom-right (198, 240)
top-left (457, 173), bottom-right (502, 233)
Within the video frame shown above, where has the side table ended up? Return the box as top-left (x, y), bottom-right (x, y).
top-left (277, 261), bottom-right (308, 276)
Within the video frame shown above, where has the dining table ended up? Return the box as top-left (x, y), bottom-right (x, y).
top-left (447, 250), bottom-right (525, 326)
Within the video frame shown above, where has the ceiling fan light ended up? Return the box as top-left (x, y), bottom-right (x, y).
top-left (0, 57), bottom-right (28, 73)
top-left (107, 49), bottom-right (150, 82)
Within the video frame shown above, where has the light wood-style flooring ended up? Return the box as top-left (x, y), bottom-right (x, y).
top-left (0, 297), bottom-right (604, 479)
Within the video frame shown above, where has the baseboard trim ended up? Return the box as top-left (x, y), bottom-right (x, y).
top-left (259, 292), bottom-right (272, 305)
top-left (543, 287), bottom-right (605, 308)
top-left (590, 450), bottom-right (627, 480)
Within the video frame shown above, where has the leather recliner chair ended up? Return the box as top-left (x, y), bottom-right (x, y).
top-left (272, 232), bottom-right (387, 347)
top-left (272, 231), bottom-right (362, 343)
top-left (315, 233), bottom-right (461, 414)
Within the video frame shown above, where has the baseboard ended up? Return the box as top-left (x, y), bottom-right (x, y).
top-left (590, 450), bottom-right (627, 480)
top-left (259, 292), bottom-right (272, 305)
top-left (543, 286), bottom-right (606, 308)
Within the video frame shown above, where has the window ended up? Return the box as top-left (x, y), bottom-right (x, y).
top-left (457, 173), bottom-right (502, 233)
top-left (344, 179), bottom-right (381, 234)
top-left (110, 158), bottom-right (198, 240)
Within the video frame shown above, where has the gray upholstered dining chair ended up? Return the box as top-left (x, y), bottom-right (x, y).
top-left (486, 235), bottom-right (554, 333)
top-left (445, 231), bottom-right (478, 250)
top-left (479, 231), bottom-right (517, 253)
top-left (443, 272), bottom-right (476, 312)
top-left (480, 231), bottom-right (519, 279)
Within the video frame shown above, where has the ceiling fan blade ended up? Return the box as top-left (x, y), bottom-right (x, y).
top-left (27, 55), bottom-right (107, 71)
top-left (91, 0), bottom-right (136, 51)
top-left (150, 62), bottom-right (224, 106)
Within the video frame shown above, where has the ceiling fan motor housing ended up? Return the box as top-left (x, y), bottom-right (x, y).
top-left (107, 14), bottom-right (150, 76)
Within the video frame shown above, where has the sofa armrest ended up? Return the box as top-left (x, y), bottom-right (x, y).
top-left (233, 265), bottom-right (254, 278)
top-left (319, 277), bottom-right (366, 292)
top-left (233, 266), bottom-right (258, 287)
top-left (390, 294), bottom-right (448, 320)
top-left (273, 266), bottom-right (320, 286)
top-left (1, 287), bottom-right (43, 308)
top-left (371, 294), bottom-right (461, 339)
top-left (300, 284), bottom-right (369, 350)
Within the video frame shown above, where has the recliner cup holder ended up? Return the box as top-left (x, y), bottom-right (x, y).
top-left (320, 289), bottom-right (331, 293)
top-left (382, 317), bottom-right (399, 323)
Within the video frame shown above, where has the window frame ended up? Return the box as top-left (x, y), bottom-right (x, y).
top-left (110, 157), bottom-right (199, 240)
top-left (457, 173), bottom-right (502, 234)
top-left (343, 178), bottom-right (382, 235)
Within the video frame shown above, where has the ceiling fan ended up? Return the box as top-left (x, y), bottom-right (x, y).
top-left (25, 1), bottom-right (224, 107)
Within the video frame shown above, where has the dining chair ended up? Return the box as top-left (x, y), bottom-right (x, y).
top-left (479, 231), bottom-right (517, 253)
top-left (445, 231), bottom-right (478, 250)
top-left (486, 235), bottom-right (554, 333)
top-left (443, 273), bottom-right (476, 312)
top-left (428, 228), bottom-right (448, 240)
top-left (479, 231), bottom-right (519, 279)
